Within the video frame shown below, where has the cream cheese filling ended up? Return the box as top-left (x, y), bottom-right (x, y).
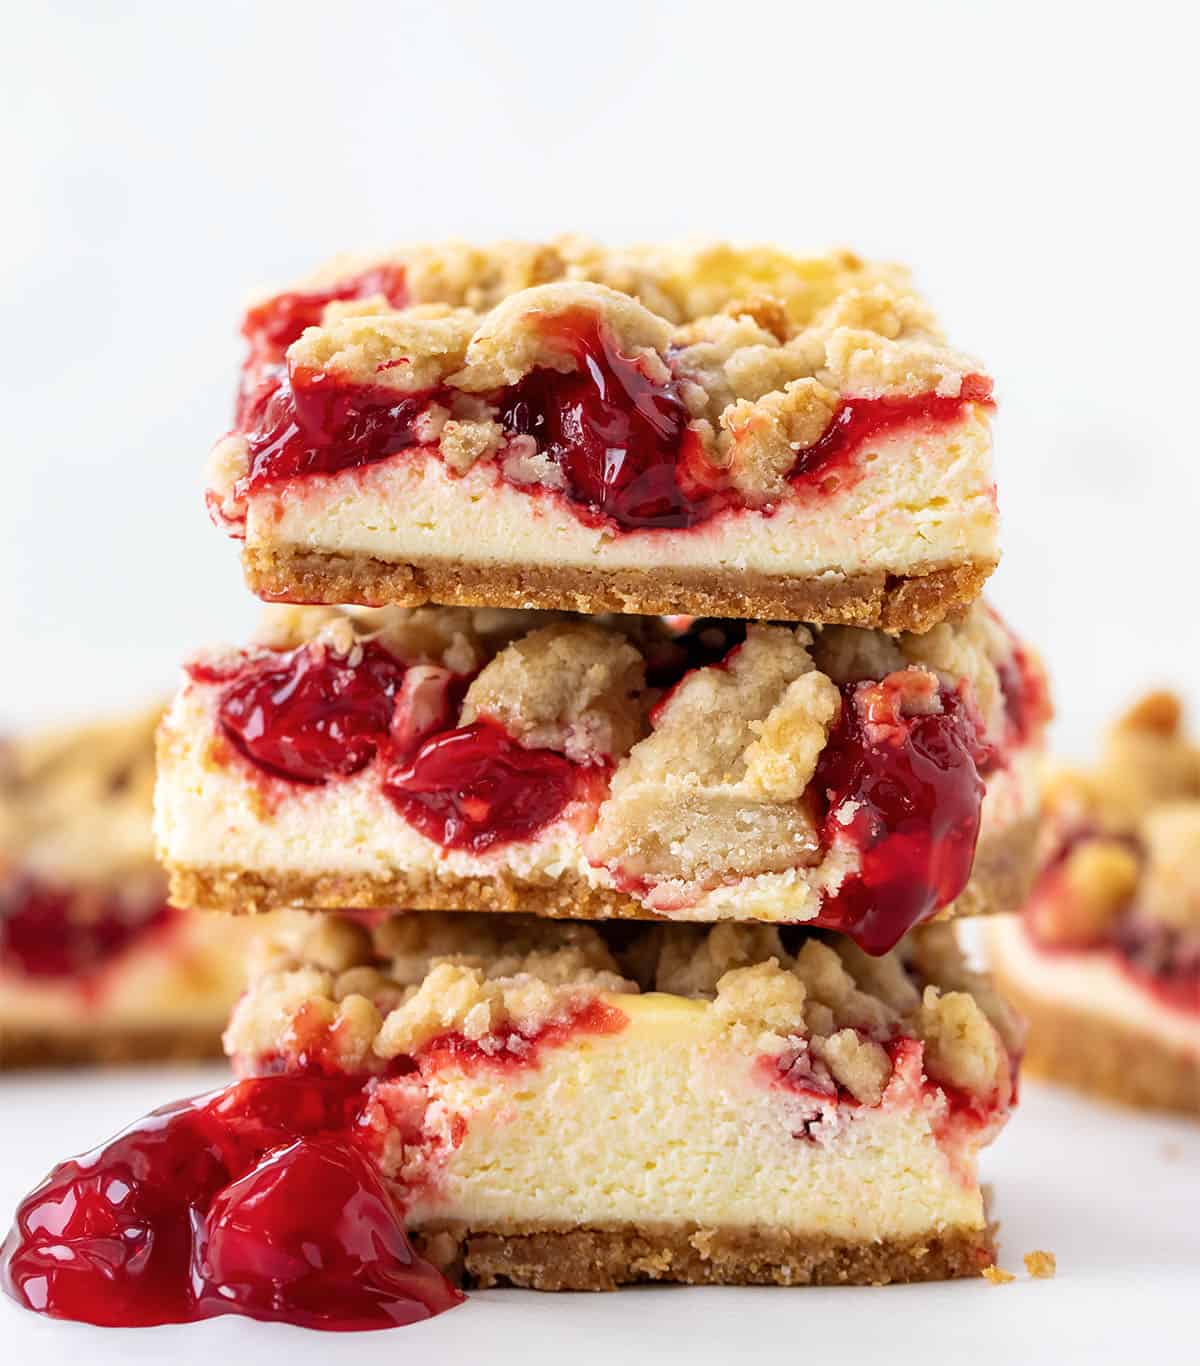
top-left (244, 410), bottom-right (997, 578)
top-left (400, 995), bottom-right (989, 1239)
top-left (156, 685), bottom-right (1032, 924)
top-left (986, 917), bottom-right (1200, 1058)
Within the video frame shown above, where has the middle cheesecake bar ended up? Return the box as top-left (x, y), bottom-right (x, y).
top-left (158, 602), bottom-right (1047, 953)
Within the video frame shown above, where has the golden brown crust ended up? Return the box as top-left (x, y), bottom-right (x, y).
top-left (1, 1022), bottom-right (223, 1069)
top-left (993, 964), bottom-right (1200, 1115)
top-left (413, 1221), bottom-right (995, 1290)
top-left (243, 545), bottom-right (996, 633)
top-left (167, 818), bottom-right (1035, 922)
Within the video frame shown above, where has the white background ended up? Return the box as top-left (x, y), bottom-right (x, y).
top-left (2, 3), bottom-right (1198, 1361)
top-left (3, 0), bottom-right (1198, 754)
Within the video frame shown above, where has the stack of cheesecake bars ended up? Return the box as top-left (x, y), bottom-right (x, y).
top-left (5, 241), bottom-right (1059, 1316)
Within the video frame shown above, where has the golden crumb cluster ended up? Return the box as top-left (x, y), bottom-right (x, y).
top-left (212, 239), bottom-right (985, 516)
top-left (1034, 693), bottom-right (1200, 940)
top-left (226, 912), bottom-right (1020, 1109)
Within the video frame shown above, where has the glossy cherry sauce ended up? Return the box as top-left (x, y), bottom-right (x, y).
top-left (0, 879), bottom-right (174, 982)
top-left (813, 674), bottom-right (991, 955)
top-left (231, 297), bottom-right (992, 534)
top-left (197, 643), bottom-right (589, 852)
top-left (0, 1074), bottom-right (462, 1331)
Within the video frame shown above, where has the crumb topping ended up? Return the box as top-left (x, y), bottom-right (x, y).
top-left (190, 600), bottom-right (1030, 907)
top-left (1033, 693), bottom-right (1200, 936)
top-left (227, 912), bottom-right (1017, 1108)
top-left (0, 707), bottom-right (162, 887)
top-left (219, 239), bottom-right (987, 512)
top-left (1024, 1250), bottom-right (1057, 1279)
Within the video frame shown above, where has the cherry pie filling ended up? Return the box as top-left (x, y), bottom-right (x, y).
top-left (0, 998), bottom-right (628, 1331)
top-left (189, 633), bottom-right (1006, 953)
top-left (1026, 832), bottom-right (1200, 1015)
top-left (0, 975), bottom-right (997, 1331)
top-left (224, 304), bottom-right (993, 535)
top-left (0, 878), bottom-right (176, 985)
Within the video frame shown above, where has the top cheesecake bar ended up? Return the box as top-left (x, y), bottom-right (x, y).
top-left (207, 240), bottom-right (999, 629)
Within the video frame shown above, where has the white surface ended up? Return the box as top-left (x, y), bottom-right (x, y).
top-left (2, 1), bottom-right (1199, 753)
top-left (1, 1063), bottom-right (1196, 1364)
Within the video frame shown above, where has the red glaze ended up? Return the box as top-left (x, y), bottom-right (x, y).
top-left (217, 640), bottom-right (408, 785)
top-left (814, 672), bottom-right (991, 955)
top-left (383, 719), bottom-right (592, 853)
top-left (238, 366), bottom-right (442, 495)
top-left (498, 310), bottom-right (729, 530)
top-left (226, 287), bottom-right (992, 537)
top-left (0, 878), bottom-right (173, 982)
top-left (0, 1074), bottom-right (461, 1332)
top-left (241, 265), bottom-right (409, 369)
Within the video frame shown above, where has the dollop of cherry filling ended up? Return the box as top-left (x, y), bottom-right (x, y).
top-left (238, 368), bottom-right (443, 495)
top-left (383, 719), bottom-right (590, 854)
top-left (0, 1075), bottom-right (461, 1332)
top-left (237, 265), bottom-right (409, 424)
top-left (205, 644), bottom-right (585, 852)
top-left (1114, 916), bottom-right (1200, 1014)
top-left (497, 310), bottom-right (729, 530)
top-left (216, 640), bottom-right (409, 785)
top-left (814, 672), bottom-right (992, 955)
top-left (0, 879), bottom-right (174, 981)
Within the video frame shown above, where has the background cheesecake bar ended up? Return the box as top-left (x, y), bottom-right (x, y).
top-left (987, 692), bottom-right (1200, 1113)
top-left (1, 707), bottom-right (257, 1066)
top-left (157, 602), bottom-right (1049, 954)
top-left (224, 911), bottom-right (1021, 1289)
top-left (208, 240), bottom-right (999, 630)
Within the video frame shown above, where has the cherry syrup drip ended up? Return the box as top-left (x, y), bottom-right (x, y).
top-left (498, 310), bottom-right (728, 530)
top-left (0, 1074), bottom-right (462, 1332)
top-left (788, 375), bottom-right (994, 492)
top-left (236, 265), bottom-right (409, 424)
top-left (216, 640), bottom-right (408, 785)
top-left (813, 674), bottom-right (991, 955)
top-left (383, 719), bottom-right (590, 854)
top-left (1114, 917), bottom-right (1200, 1015)
top-left (0, 879), bottom-right (173, 981)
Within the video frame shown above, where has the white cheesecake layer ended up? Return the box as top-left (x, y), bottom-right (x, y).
top-left (986, 917), bottom-right (1200, 1058)
top-left (245, 409), bottom-right (997, 578)
top-left (401, 993), bottom-right (989, 1238)
top-left (156, 684), bottom-right (1032, 923)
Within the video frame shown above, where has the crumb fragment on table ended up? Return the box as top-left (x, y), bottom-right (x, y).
top-left (1024, 1250), bottom-right (1056, 1279)
top-left (982, 1265), bottom-right (1015, 1284)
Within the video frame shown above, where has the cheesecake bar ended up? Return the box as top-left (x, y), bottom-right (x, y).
top-left (208, 240), bottom-right (999, 629)
top-left (156, 602), bottom-right (1048, 954)
top-left (1, 707), bottom-right (256, 1065)
top-left (987, 692), bottom-right (1200, 1113)
top-left (220, 911), bottom-right (1020, 1288)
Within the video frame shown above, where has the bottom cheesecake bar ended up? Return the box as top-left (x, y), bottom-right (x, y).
top-left (227, 911), bottom-right (1021, 1288)
top-left (1, 706), bottom-right (257, 1066)
top-left (985, 691), bottom-right (1200, 1114)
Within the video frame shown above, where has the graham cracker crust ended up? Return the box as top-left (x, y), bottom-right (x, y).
top-left (1, 1022), bottom-right (223, 1070)
top-left (167, 817), bottom-right (1035, 922)
top-left (243, 545), bottom-right (996, 635)
top-left (992, 965), bottom-right (1200, 1115)
top-left (413, 1222), bottom-right (996, 1290)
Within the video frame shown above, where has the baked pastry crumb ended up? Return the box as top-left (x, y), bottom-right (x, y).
top-left (1024, 1250), bottom-right (1056, 1279)
top-left (982, 1264), bottom-right (1015, 1284)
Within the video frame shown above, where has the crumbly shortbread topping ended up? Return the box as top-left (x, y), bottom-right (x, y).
top-left (227, 913), bottom-right (1019, 1108)
top-left (1032, 693), bottom-right (1200, 939)
top-left (189, 601), bottom-right (1030, 906)
top-left (215, 240), bottom-right (988, 517)
top-left (0, 707), bottom-right (162, 887)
